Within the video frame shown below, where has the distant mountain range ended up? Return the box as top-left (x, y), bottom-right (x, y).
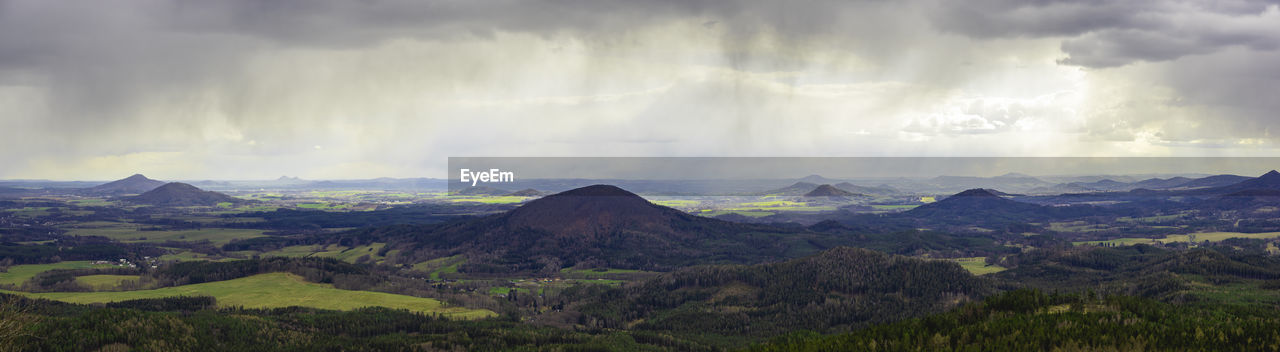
top-left (1043, 174), bottom-right (1253, 193)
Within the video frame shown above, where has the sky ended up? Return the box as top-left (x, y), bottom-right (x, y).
top-left (2, 0), bottom-right (1279, 180)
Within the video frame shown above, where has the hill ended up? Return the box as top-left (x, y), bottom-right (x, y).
top-left (1130, 176), bottom-right (1193, 189)
top-left (803, 184), bottom-right (860, 197)
top-left (797, 174), bottom-right (840, 184)
top-left (1206, 170), bottom-right (1280, 193)
top-left (88, 174), bottom-right (165, 195)
top-left (1176, 174), bottom-right (1252, 189)
top-left (907, 189), bottom-right (1030, 214)
top-left (574, 247), bottom-right (993, 338)
top-left (903, 188), bottom-right (1095, 225)
top-left (926, 174), bottom-right (1052, 193)
top-left (364, 185), bottom-right (843, 272)
top-left (755, 182), bottom-right (819, 196)
top-left (833, 182), bottom-right (898, 195)
top-left (125, 182), bottom-right (244, 206)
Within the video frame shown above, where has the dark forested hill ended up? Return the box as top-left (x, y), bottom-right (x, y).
top-left (125, 182), bottom-right (245, 206)
top-left (803, 184), bottom-right (861, 197)
top-left (903, 188), bottom-right (1098, 225)
top-left (573, 247), bottom-right (994, 340)
top-left (366, 185), bottom-right (854, 273)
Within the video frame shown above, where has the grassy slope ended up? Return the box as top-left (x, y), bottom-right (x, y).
top-left (75, 275), bottom-right (141, 289)
top-left (5, 272), bottom-right (495, 319)
top-left (311, 243), bottom-right (386, 263)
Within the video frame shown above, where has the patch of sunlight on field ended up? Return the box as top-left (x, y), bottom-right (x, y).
top-left (412, 255), bottom-right (467, 280)
top-left (5, 272), bottom-right (495, 319)
top-left (947, 257), bottom-right (1006, 275)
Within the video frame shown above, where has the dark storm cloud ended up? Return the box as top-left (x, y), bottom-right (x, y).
top-left (925, 0), bottom-right (1280, 68)
top-left (5, 0), bottom-right (1277, 73)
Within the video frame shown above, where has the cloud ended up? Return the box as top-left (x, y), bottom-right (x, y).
top-left (0, 0), bottom-right (1278, 179)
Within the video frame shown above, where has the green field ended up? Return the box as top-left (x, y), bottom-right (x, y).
top-left (75, 275), bottom-right (141, 290)
top-left (0, 261), bottom-right (112, 286)
top-left (5, 272), bottom-right (494, 319)
top-left (297, 202), bottom-right (353, 210)
top-left (699, 210), bottom-right (775, 218)
top-left (560, 267), bottom-right (647, 277)
top-left (412, 255), bottom-right (467, 280)
top-left (157, 250), bottom-right (233, 262)
top-left (68, 198), bottom-right (111, 206)
top-left (260, 244), bottom-right (326, 258)
top-left (947, 257), bottom-right (1007, 275)
top-left (1163, 231), bottom-right (1280, 243)
top-left (61, 222), bottom-right (265, 245)
top-left (1075, 232), bottom-right (1280, 246)
top-left (312, 243), bottom-right (386, 263)
top-left (447, 196), bottom-right (529, 204)
top-left (650, 199), bottom-right (701, 208)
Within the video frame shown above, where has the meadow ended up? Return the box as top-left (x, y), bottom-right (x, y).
top-left (946, 257), bottom-right (1007, 275)
top-left (75, 274), bottom-right (141, 290)
top-left (5, 272), bottom-right (495, 319)
top-left (60, 221), bottom-right (265, 244)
